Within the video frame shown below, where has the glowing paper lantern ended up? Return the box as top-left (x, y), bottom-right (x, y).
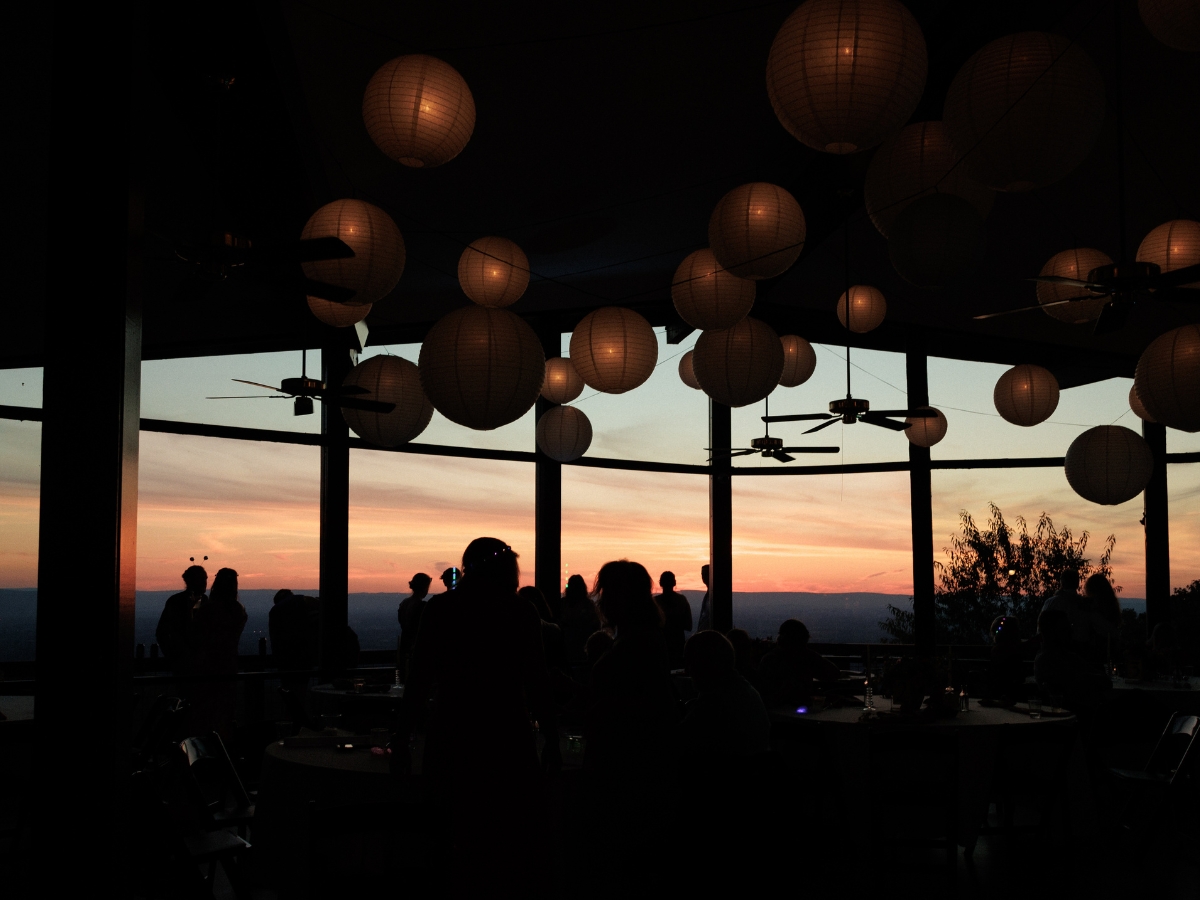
top-left (679, 351), bottom-right (703, 390)
top-left (1139, 0), bottom-right (1200, 52)
top-left (993, 364), bottom-right (1060, 427)
top-left (362, 54), bottom-right (475, 168)
top-left (1137, 220), bottom-right (1200, 289)
top-left (458, 236), bottom-right (530, 308)
top-left (778, 335), bottom-right (817, 387)
top-left (1134, 324), bottom-right (1200, 432)
top-left (308, 297), bottom-right (371, 328)
top-left (905, 407), bottom-right (947, 447)
top-left (692, 317), bottom-right (785, 408)
top-left (1129, 383), bottom-right (1155, 423)
top-left (301, 199), bottom-right (405, 306)
top-left (766, 0), bottom-right (927, 154)
top-left (541, 357), bottom-right (584, 404)
top-left (708, 183), bottom-right (806, 279)
top-left (418, 306), bottom-right (544, 430)
top-left (1036, 248), bottom-right (1113, 323)
top-left (536, 406), bottom-right (593, 462)
top-left (671, 249), bottom-right (756, 330)
top-left (888, 193), bottom-right (983, 288)
top-left (569, 307), bottom-right (658, 394)
top-left (943, 32), bottom-right (1105, 191)
top-left (836, 285), bottom-right (887, 333)
top-left (341, 355), bottom-right (433, 447)
top-left (1065, 426), bottom-right (1155, 506)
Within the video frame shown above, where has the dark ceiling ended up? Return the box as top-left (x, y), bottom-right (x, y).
top-left (7, 1), bottom-right (1200, 383)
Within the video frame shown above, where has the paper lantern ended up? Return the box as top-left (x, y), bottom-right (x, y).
top-left (1036, 248), bottom-right (1113, 323)
top-left (362, 55), bottom-right (475, 168)
top-left (864, 121), bottom-right (994, 237)
top-left (308, 297), bottom-right (371, 328)
top-left (1129, 383), bottom-right (1155, 423)
top-left (569, 307), bottom-right (658, 394)
top-left (766, 0), bottom-right (927, 154)
top-left (692, 317), bottom-right (785, 408)
top-left (679, 350), bottom-right (703, 390)
top-left (836, 285), bottom-right (887, 333)
top-left (541, 357), bottom-right (585, 404)
top-left (888, 193), bottom-right (983, 288)
top-left (536, 406), bottom-right (592, 462)
top-left (778, 335), bottom-right (817, 387)
top-left (1139, 0), bottom-right (1200, 52)
top-left (708, 183), bottom-right (806, 279)
top-left (418, 306), bottom-right (544, 430)
top-left (1134, 324), bottom-right (1200, 432)
top-left (1137, 220), bottom-right (1200, 289)
top-left (458, 236), bottom-right (530, 308)
top-left (341, 356), bottom-right (433, 447)
top-left (905, 407), bottom-right (947, 447)
top-left (301, 199), bottom-right (405, 306)
top-left (993, 364), bottom-right (1060, 427)
top-left (671, 249), bottom-right (756, 330)
top-left (943, 32), bottom-right (1105, 191)
top-left (1065, 426), bottom-right (1155, 506)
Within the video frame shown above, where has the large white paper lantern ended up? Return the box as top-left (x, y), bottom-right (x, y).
top-left (905, 407), bottom-right (947, 447)
top-left (301, 200), bottom-right (405, 306)
top-left (1036, 248), bottom-right (1113, 323)
top-left (679, 351), bottom-right (703, 390)
top-left (993, 364), bottom-right (1060, 427)
top-left (1137, 220), bottom-right (1200, 289)
top-left (536, 406), bottom-right (593, 462)
top-left (1139, 0), bottom-right (1200, 52)
top-left (1065, 425), bottom-right (1155, 505)
top-left (341, 355), bottom-right (433, 447)
top-left (778, 335), bottom-right (817, 387)
top-left (692, 317), bottom-right (785, 408)
top-left (308, 297), bottom-right (371, 328)
top-left (888, 193), bottom-right (983, 287)
top-left (671, 249), bottom-right (756, 330)
top-left (541, 357), bottom-right (584, 404)
top-left (1134, 324), bottom-right (1200, 432)
top-left (362, 55), bottom-right (475, 168)
top-left (569, 307), bottom-right (658, 394)
top-left (709, 183), bottom-right (806, 279)
top-left (458, 236), bottom-right (530, 308)
top-left (1129, 383), bottom-right (1155, 423)
top-left (836, 285), bottom-right (887, 333)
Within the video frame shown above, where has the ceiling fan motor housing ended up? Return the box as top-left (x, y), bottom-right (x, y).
top-left (1086, 261), bottom-right (1159, 290)
top-left (280, 376), bottom-right (324, 396)
top-left (750, 436), bottom-right (784, 451)
top-left (830, 396), bottom-right (870, 422)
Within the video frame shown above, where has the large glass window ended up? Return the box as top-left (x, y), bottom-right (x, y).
top-left (0, 419), bottom-right (40, 661)
top-left (1169, 463), bottom-right (1200, 591)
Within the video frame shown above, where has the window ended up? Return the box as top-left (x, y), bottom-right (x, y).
top-left (1169, 463), bottom-right (1200, 591)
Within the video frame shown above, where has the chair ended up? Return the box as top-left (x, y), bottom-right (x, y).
top-left (1108, 712), bottom-right (1200, 834)
top-left (132, 695), bottom-right (190, 766)
top-left (178, 732), bottom-right (255, 837)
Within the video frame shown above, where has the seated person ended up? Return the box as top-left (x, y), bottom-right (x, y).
top-left (1034, 609), bottom-right (1109, 712)
top-left (758, 619), bottom-right (840, 708)
top-left (678, 630), bottom-right (769, 761)
top-left (982, 615), bottom-right (1028, 701)
top-left (726, 628), bottom-right (762, 692)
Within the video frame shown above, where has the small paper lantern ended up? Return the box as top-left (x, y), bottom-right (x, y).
top-left (1137, 220), bottom-right (1200, 289)
top-left (301, 199), bottom-right (405, 306)
top-left (778, 335), bottom-right (817, 387)
top-left (679, 350), bottom-right (703, 390)
top-left (943, 32), bottom-right (1105, 191)
top-left (1139, 0), bottom-right (1200, 52)
top-left (864, 121), bottom-right (994, 238)
top-left (1129, 383), bottom-right (1155, 423)
top-left (888, 193), bottom-right (983, 288)
top-left (362, 55), bottom-right (475, 168)
top-left (569, 307), bottom-right (658, 394)
top-left (458, 236), bottom-right (530, 308)
top-left (836, 285), bottom-right (887, 333)
top-left (905, 407), bottom-right (947, 447)
top-left (341, 356), bottom-right (433, 447)
top-left (308, 297), bottom-right (372, 328)
top-left (419, 306), bottom-right (545, 430)
top-left (692, 317), bottom-right (785, 408)
top-left (1065, 425), bottom-right (1155, 506)
top-left (766, 0), bottom-right (927, 154)
top-left (1134, 324), bottom-right (1200, 432)
top-left (536, 406), bottom-right (593, 462)
top-left (1036, 248), bottom-right (1113, 323)
top-left (670, 249), bottom-right (756, 330)
top-left (993, 364), bottom-right (1060, 427)
top-left (708, 183), bottom-right (806, 280)
top-left (541, 357), bottom-right (585, 404)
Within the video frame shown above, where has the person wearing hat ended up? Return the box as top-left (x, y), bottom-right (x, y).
top-left (156, 564), bottom-right (208, 676)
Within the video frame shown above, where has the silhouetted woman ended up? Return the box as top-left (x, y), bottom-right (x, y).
top-left (558, 573), bottom-right (601, 666)
top-left (519, 585), bottom-right (569, 673)
top-left (191, 567), bottom-right (248, 738)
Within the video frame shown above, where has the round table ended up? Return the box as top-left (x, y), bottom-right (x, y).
top-left (309, 684), bottom-right (404, 728)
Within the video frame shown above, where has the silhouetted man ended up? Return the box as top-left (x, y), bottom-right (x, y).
top-left (156, 565), bottom-right (207, 674)
top-left (438, 567), bottom-right (461, 595)
top-left (655, 571), bottom-right (693, 669)
top-left (696, 564), bottom-right (712, 633)
top-left (397, 573), bottom-right (433, 676)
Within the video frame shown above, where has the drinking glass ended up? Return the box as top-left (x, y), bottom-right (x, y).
top-left (1028, 697), bottom-right (1042, 719)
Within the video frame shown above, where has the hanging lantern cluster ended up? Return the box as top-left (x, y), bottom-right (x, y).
top-left (1129, 383), bottom-right (1155, 423)
top-left (1137, 220), bottom-right (1200, 289)
top-left (536, 406), bottom-right (593, 462)
top-left (993, 364), bottom-right (1060, 427)
top-left (778, 335), bottom-right (817, 387)
top-left (888, 193), bottom-right (984, 288)
top-left (709, 183), bottom-right (806, 279)
top-left (308, 297), bottom-right (371, 328)
top-left (458, 236), bottom-right (530, 308)
top-left (569, 307), bottom-right (658, 394)
top-left (691, 317), bottom-right (785, 408)
top-left (1134, 324), bottom-right (1200, 432)
top-left (836, 285), bottom-right (887, 333)
top-left (905, 407), bottom-right (947, 447)
top-left (1036, 248), bottom-right (1113, 323)
top-left (341, 355), bottom-right (433, 447)
top-left (363, 55), bottom-right (476, 168)
top-left (671, 249), bottom-right (756, 330)
top-left (541, 357), bottom-right (584, 405)
top-left (678, 350), bottom-right (703, 390)
top-left (301, 199), bottom-right (405, 308)
top-left (1065, 425), bottom-right (1155, 506)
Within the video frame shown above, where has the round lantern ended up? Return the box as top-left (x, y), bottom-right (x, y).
top-left (679, 350), bottom-right (703, 390)
top-left (418, 306), bottom-right (545, 430)
top-left (1134, 324), bottom-right (1200, 432)
top-left (569, 307), bottom-right (658, 394)
top-left (943, 32), bottom-right (1105, 191)
top-left (888, 193), bottom-right (983, 287)
top-left (1137, 220), bottom-right (1200, 289)
top-left (458, 236), bottom-right (530, 308)
top-left (1139, 0), bottom-right (1200, 52)
top-left (541, 357), bottom-right (584, 404)
top-left (708, 183), bottom-right (806, 279)
top-left (670, 249), bottom-right (756, 330)
top-left (362, 55), bottom-right (475, 168)
top-left (1036, 248), bottom-right (1113, 323)
top-left (301, 199), bottom-right (405, 305)
top-left (766, 0), bottom-right (927, 154)
top-left (536, 406), bottom-right (593, 462)
top-left (905, 407), bottom-right (947, 447)
top-left (779, 335), bottom-right (817, 387)
top-left (1129, 383), bottom-right (1156, 423)
top-left (692, 317), bottom-right (785, 408)
top-left (1065, 425), bottom-right (1155, 506)
top-left (341, 355), bottom-right (433, 447)
top-left (308, 297), bottom-right (371, 328)
top-left (993, 364), bottom-right (1060, 427)
top-left (836, 285), bottom-right (887, 333)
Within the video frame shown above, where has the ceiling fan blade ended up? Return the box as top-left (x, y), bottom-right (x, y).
top-left (296, 237), bottom-right (355, 263)
top-left (1092, 301), bottom-right (1131, 336)
top-left (336, 396), bottom-right (396, 414)
top-left (802, 418), bottom-right (841, 435)
top-left (243, 237), bottom-right (355, 267)
top-left (303, 278), bottom-right (359, 303)
top-left (973, 297), bottom-right (1102, 320)
top-left (232, 378), bottom-right (285, 392)
top-left (778, 446), bottom-right (841, 453)
top-left (860, 415), bottom-right (909, 431)
top-left (869, 409), bottom-right (934, 418)
top-left (1151, 263), bottom-right (1200, 290)
top-left (1028, 275), bottom-right (1105, 290)
top-left (334, 384), bottom-right (371, 396)
top-left (770, 451), bottom-right (794, 463)
top-left (205, 395), bottom-right (290, 400)
top-left (762, 413), bottom-right (834, 423)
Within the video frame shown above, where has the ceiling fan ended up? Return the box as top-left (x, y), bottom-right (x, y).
top-left (708, 397), bottom-right (839, 463)
top-left (206, 350), bottom-right (395, 417)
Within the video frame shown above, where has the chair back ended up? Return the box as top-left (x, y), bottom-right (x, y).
top-left (1145, 713), bottom-right (1200, 780)
top-left (179, 732), bottom-right (252, 816)
top-left (133, 695), bottom-right (190, 762)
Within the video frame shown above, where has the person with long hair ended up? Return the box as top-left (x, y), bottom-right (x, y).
top-left (1084, 573), bottom-right (1122, 664)
top-left (558, 572), bottom-right (601, 665)
top-left (191, 567), bottom-right (247, 738)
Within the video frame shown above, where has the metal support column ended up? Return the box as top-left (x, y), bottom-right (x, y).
top-left (534, 326), bottom-right (563, 603)
top-left (1143, 421), bottom-right (1170, 632)
top-left (319, 346), bottom-right (353, 675)
top-left (710, 399), bottom-right (733, 633)
top-left (907, 345), bottom-right (936, 655)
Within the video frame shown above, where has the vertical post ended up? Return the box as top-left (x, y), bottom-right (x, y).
top-left (710, 399), bottom-right (733, 632)
top-left (319, 345), bottom-right (352, 675)
top-left (534, 325), bottom-right (562, 603)
top-left (906, 344), bottom-right (936, 656)
top-left (1142, 421), bottom-right (1170, 632)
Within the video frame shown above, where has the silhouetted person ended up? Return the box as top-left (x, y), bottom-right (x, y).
top-left (984, 616), bottom-right (1027, 701)
top-left (559, 573), bottom-right (601, 666)
top-left (156, 565), bottom-right (207, 675)
top-left (758, 619), bottom-right (840, 708)
top-left (696, 564), bottom-right (712, 633)
top-left (191, 567), bottom-right (248, 738)
top-left (1082, 573), bottom-right (1121, 663)
top-left (679, 630), bottom-right (769, 761)
top-left (437, 566), bottom-right (460, 594)
top-left (655, 571), bottom-right (693, 669)
top-left (396, 572), bottom-right (432, 677)
top-left (270, 588), bottom-right (320, 724)
top-left (727, 627), bottom-right (762, 691)
top-left (584, 629), bottom-right (614, 672)
top-left (1035, 609), bottom-right (1108, 712)
top-left (519, 584), bottom-right (569, 672)
top-left (1085, 573), bottom-right (1121, 626)
top-left (1041, 570), bottom-right (1091, 645)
